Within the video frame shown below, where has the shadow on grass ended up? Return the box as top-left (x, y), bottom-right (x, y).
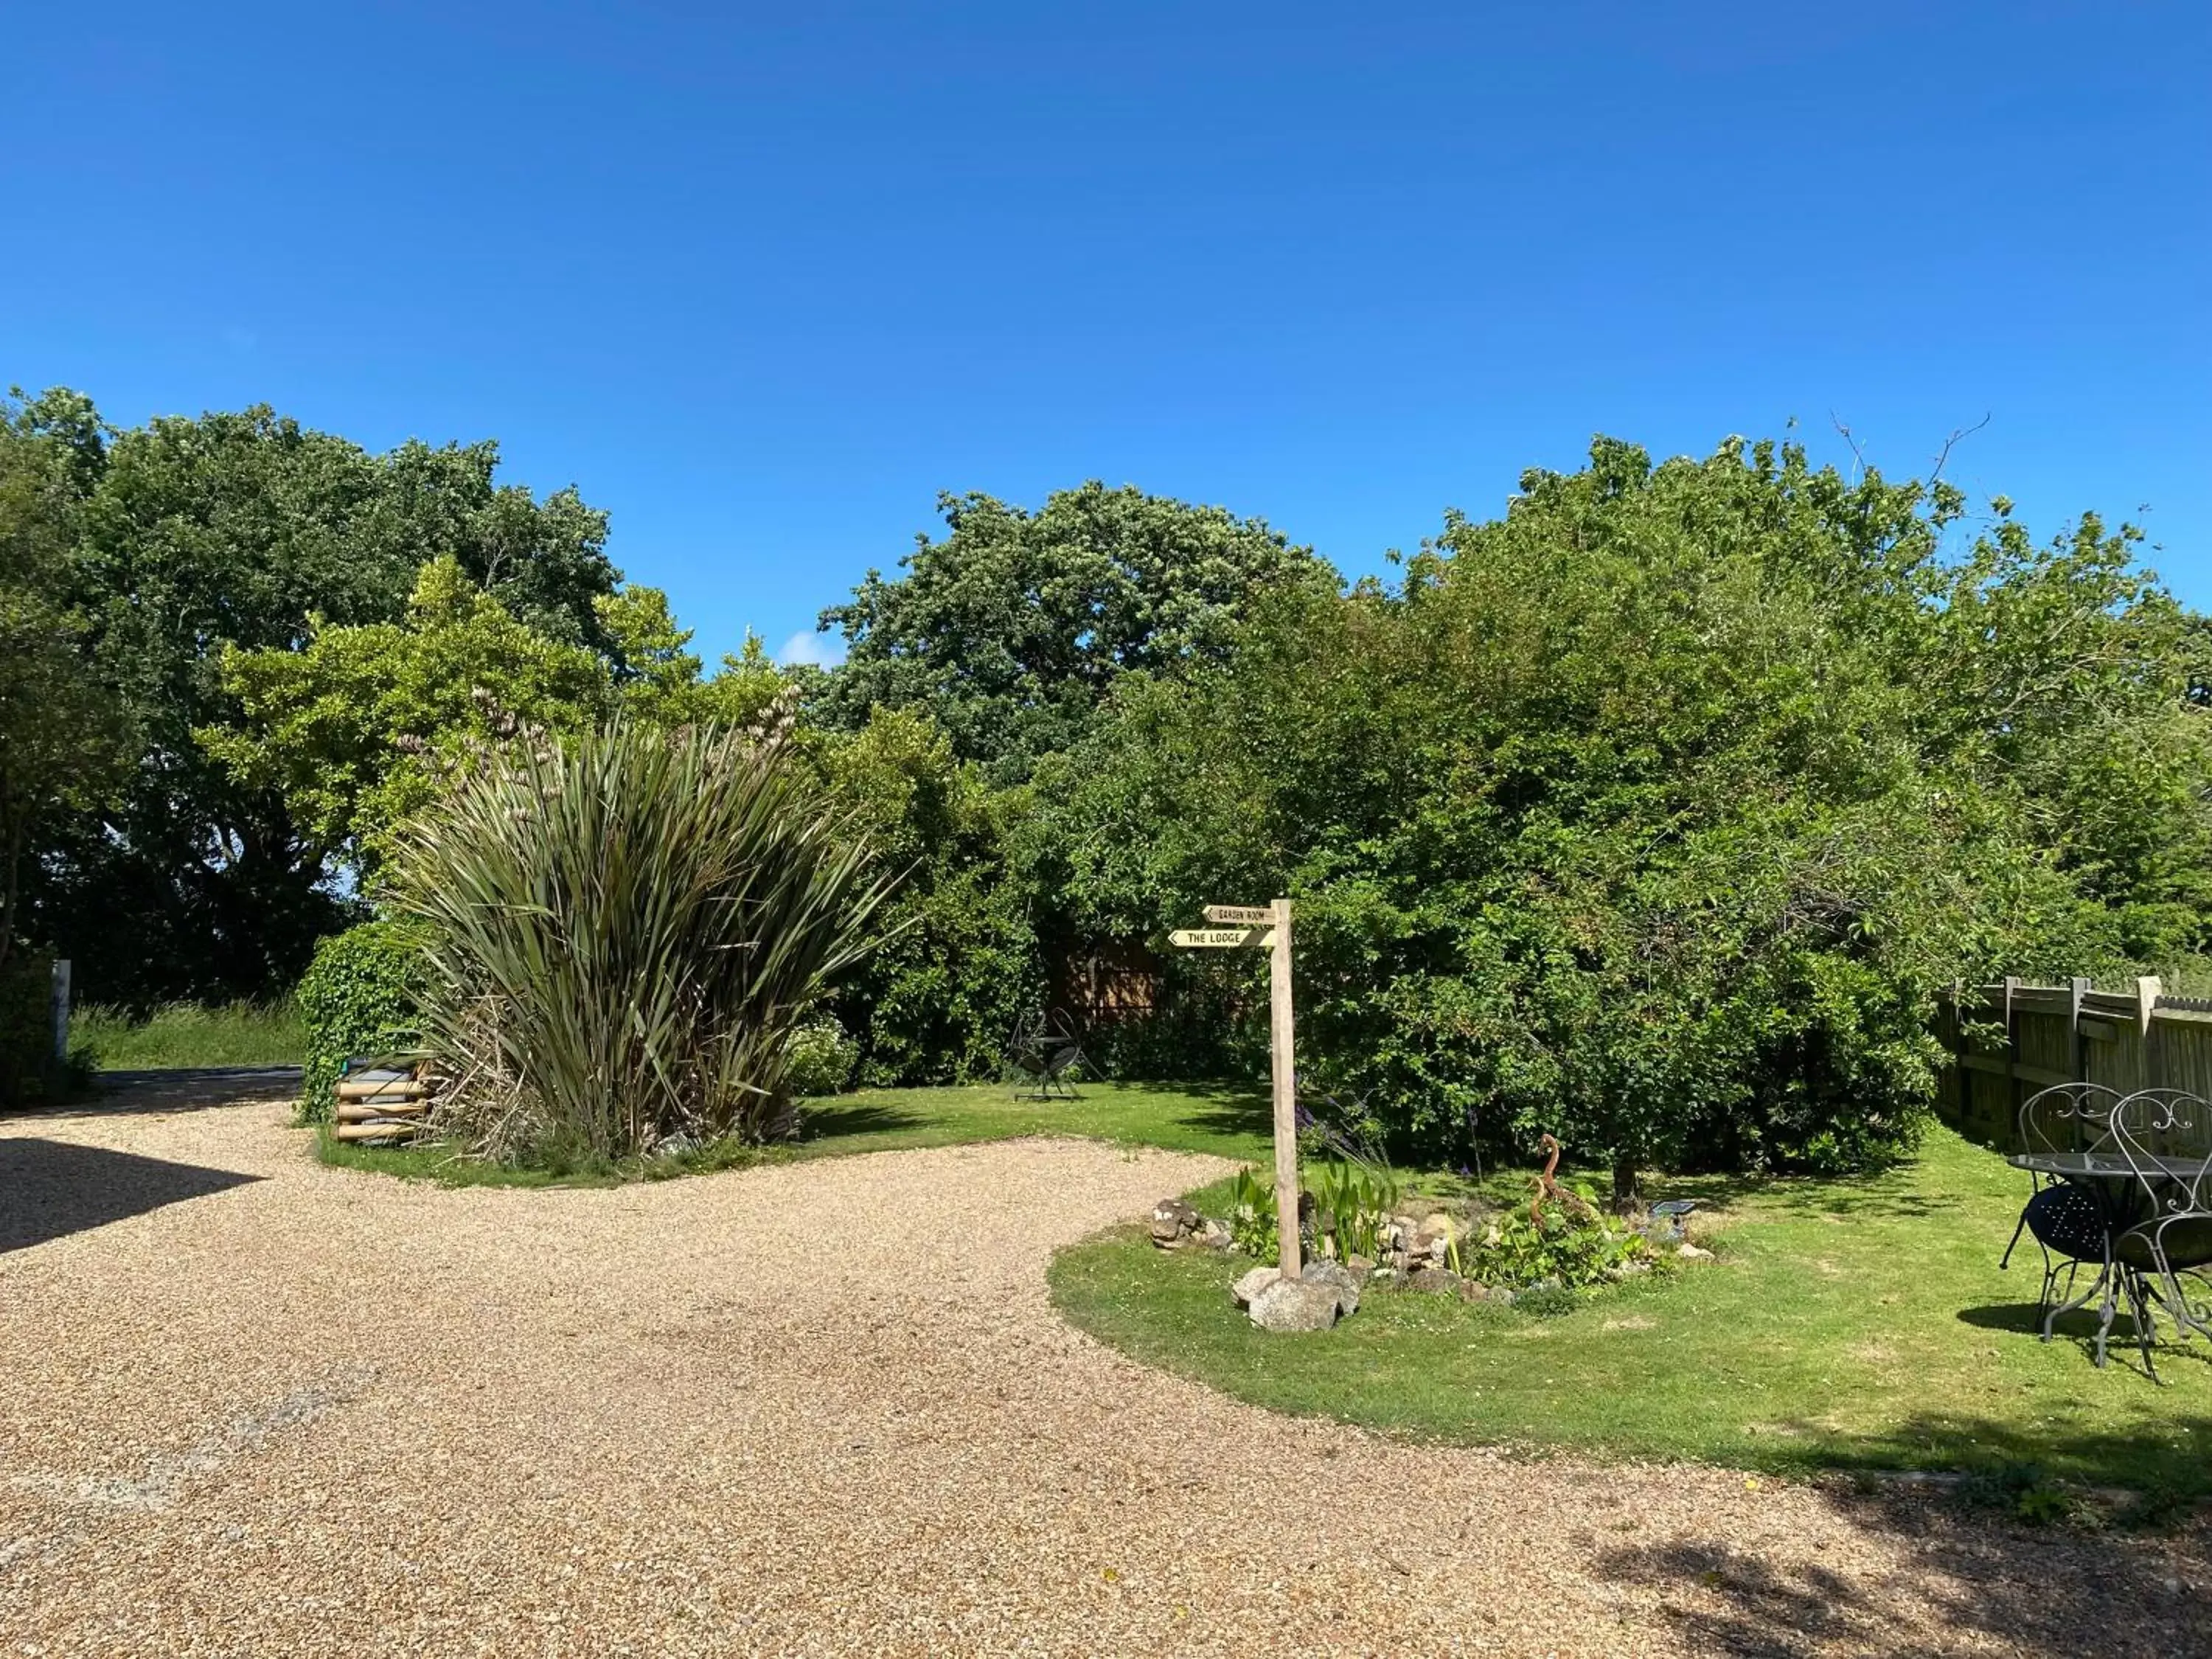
top-left (1955, 1302), bottom-right (2212, 1384)
top-left (795, 1101), bottom-right (929, 1141)
top-left (0, 1138), bottom-right (262, 1252)
top-left (1143, 1079), bottom-right (1271, 1141)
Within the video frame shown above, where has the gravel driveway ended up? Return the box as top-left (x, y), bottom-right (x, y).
top-left (3, 1087), bottom-right (2205, 1657)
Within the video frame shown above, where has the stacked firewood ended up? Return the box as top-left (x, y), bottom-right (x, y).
top-left (331, 1065), bottom-right (437, 1143)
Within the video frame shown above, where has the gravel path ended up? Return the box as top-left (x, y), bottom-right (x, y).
top-left (3, 1088), bottom-right (2205, 1657)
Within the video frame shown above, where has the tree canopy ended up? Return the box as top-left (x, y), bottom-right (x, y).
top-left (18, 391), bottom-right (622, 1004)
top-left (18, 384), bottom-right (2211, 1194)
top-left (0, 392), bottom-right (132, 973)
top-left (817, 481), bottom-right (1322, 782)
top-left (1039, 437), bottom-right (2204, 1191)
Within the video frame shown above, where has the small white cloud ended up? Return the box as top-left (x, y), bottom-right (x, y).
top-left (776, 629), bottom-right (844, 669)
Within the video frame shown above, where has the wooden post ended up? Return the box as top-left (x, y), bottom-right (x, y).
top-left (2070, 975), bottom-right (2090, 1085)
top-left (1269, 897), bottom-right (1301, 1280)
top-left (2137, 975), bottom-right (2162, 1036)
top-left (49, 959), bottom-right (71, 1062)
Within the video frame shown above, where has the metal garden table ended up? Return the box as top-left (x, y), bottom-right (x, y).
top-left (2006, 1150), bottom-right (2212, 1371)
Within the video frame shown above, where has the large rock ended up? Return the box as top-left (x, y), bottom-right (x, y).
top-left (1297, 1258), bottom-right (1363, 1317)
top-left (1231, 1266), bottom-right (1281, 1308)
top-left (1150, 1198), bottom-right (1203, 1248)
top-left (1248, 1275), bottom-right (1342, 1332)
top-left (1402, 1267), bottom-right (1464, 1295)
top-left (1195, 1218), bottom-right (1233, 1251)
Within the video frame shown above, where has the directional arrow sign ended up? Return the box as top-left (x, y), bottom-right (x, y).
top-left (1169, 927), bottom-right (1275, 949)
top-left (1203, 903), bottom-right (1275, 926)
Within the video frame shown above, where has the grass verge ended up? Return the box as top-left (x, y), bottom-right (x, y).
top-left (74, 999), bottom-right (306, 1069)
top-left (1048, 1127), bottom-right (2212, 1500)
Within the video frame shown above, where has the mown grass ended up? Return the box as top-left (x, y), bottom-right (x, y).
top-left (73, 999), bottom-right (307, 1069)
top-left (313, 1078), bottom-right (1271, 1188)
top-left (1048, 1125), bottom-right (2212, 1500)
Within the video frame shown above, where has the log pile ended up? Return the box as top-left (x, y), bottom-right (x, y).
top-left (332, 1066), bottom-right (436, 1144)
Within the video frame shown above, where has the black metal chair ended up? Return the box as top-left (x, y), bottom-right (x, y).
top-left (2005, 1082), bottom-right (2123, 1325)
top-left (1005, 1008), bottom-right (1087, 1100)
top-left (2110, 1088), bottom-right (2212, 1360)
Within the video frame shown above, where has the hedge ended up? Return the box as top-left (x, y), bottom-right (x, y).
top-left (296, 922), bottom-right (422, 1123)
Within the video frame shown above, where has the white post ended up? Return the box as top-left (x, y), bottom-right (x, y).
top-left (1269, 897), bottom-right (1301, 1280)
top-left (51, 959), bottom-right (72, 1062)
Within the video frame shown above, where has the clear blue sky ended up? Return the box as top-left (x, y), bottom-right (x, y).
top-left (7, 2), bottom-right (2207, 666)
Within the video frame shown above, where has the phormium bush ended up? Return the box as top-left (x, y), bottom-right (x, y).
top-left (387, 720), bottom-right (894, 1166)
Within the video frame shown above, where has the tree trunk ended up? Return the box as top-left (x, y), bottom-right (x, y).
top-left (1611, 1157), bottom-right (1644, 1214)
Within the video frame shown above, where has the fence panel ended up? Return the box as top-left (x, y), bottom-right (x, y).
top-left (1938, 977), bottom-right (2207, 1148)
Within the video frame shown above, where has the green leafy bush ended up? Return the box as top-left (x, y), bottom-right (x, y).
top-left (1226, 1167), bottom-right (1277, 1259)
top-left (1462, 1207), bottom-right (1656, 1293)
top-left (785, 1015), bottom-right (859, 1097)
top-left (815, 709), bottom-right (1043, 1087)
top-left (296, 922), bottom-right (423, 1123)
top-left (1042, 437), bottom-right (2165, 1192)
top-left (0, 954), bottom-right (74, 1107)
top-left (1306, 1160), bottom-right (1400, 1262)
top-left (387, 721), bottom-right (893, 1165)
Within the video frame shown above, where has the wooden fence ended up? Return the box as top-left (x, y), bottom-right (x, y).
top-left (1938, 977), bottom-right (2212, 1147)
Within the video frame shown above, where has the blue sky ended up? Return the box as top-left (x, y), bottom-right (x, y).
top-left (6, 2), bottom-right (2207, 667)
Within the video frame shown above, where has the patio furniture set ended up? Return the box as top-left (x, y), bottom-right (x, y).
top-left (2003, 1082), bottom-right (2212, 1380)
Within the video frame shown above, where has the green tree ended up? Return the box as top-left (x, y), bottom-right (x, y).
top-left (22, 393), bottom-right (621, 1004)
top-left (818, 481), bottom-right (1322, 782)
top-left (815, 708), bottom-right (1042, 1084)
top-left (1046, 437), bottom-right (2159, 1198)
top-left (205, 558), bottom-right (620, 872)
top-left (0, 393), bottom-right (133, 973)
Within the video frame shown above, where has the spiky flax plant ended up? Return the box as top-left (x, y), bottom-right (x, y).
top-left (387, 720), bottom-right (891, 1166)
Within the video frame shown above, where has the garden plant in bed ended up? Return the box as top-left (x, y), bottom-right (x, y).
top-left (308, 712), bottom-right (893, 1180)
top-left (1053, 1124), bottom-right (2212, 1506)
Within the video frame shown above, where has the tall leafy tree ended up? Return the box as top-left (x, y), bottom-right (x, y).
top-left (818, 481), bottom-right (1323, 782)
top-left (0, 392), bottom-right (132, 974)
top-left (205, 558), bottom-right (621, 874)
top-left (21, 394), bottom-right (621, 1004)
top-left (1045, 437), bottom-right (2185, 1197)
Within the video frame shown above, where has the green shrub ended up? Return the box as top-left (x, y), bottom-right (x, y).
top-left (1306, 1159), bottom-right (1400, 1262)
top-left (296, 923), bottom-right (422, 1123)
top-left (1462, 1206), bottom-right (1655, 1292)
top-left (387, 721), bottom-right (893, 1165)
top-left (785, 1015), bottom-right (859, 1097)
top-left (0, 954), bottom-right (69, 1107)
top-left (1226, 1166), bottom-right (1277, 1259)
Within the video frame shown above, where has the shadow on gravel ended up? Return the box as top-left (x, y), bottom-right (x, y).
top-left (86, 1066), bottom-right (304, 1115)
top-left (0, 1138), bottom-right (262, 1253)
top-left (1598, 1484), bottom-right (2208, 1658)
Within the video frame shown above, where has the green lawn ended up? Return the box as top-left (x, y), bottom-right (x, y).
top-left (1049, 1125), bottom-right (2212, 1499)
top-left (315, 1079), bottom-right (1271, 1186)
top-left (74, 999), bottom-right (306, 1069)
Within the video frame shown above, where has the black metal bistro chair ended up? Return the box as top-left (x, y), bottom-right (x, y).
top-left (2004, 1082), bottom-right (2124, 1326)
top-left (2109, 1088), bottom-right (2212, 1359)
top-left (1005, 1008), bottom-right (1087, 1101)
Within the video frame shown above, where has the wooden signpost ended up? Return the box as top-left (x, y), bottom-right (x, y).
top-left (1172, 896), bottom-right (1302, 1279)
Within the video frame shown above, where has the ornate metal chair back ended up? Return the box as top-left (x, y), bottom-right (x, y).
top-left (2017, 1082), bottom-right (2121, 1161)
